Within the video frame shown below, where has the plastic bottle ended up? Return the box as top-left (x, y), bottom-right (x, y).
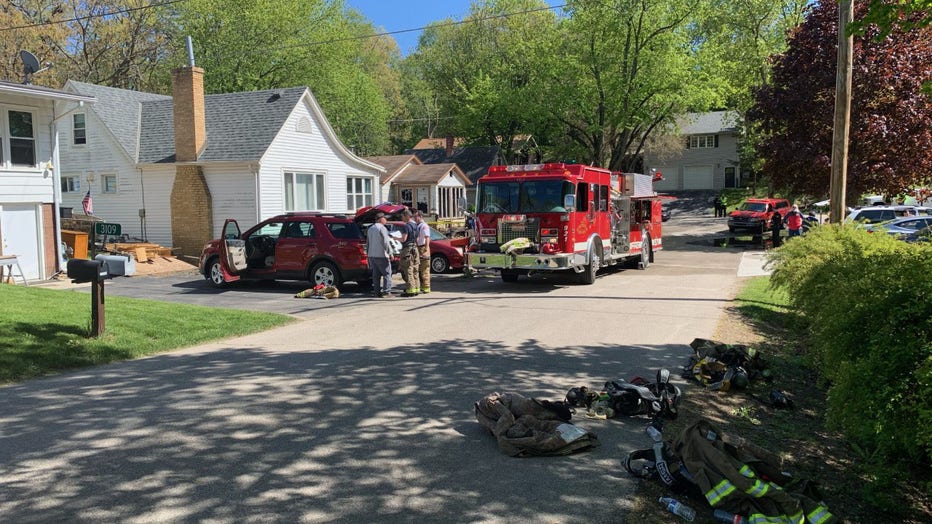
top-left (712, 509), bottom-right (748, 524)
top-left (659, 497), bottom-right (696, 522)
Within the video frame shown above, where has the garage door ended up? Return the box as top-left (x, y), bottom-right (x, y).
top-left (1, 204), bottom-right (41, 280)
top-left (683, 165), bottom-right (714, 190)
top-left (652, 167), bottom-right (677, 191)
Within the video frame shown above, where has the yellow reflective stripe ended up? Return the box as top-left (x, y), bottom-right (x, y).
top-left (806, 506), bottom-right (833, 524)
top-left (705, 479), bottom-right (738, 505)
top-left (739, 465), bottom-right (756, 478)
top-left (749, 513), bottom-right (804, 524)
top-left (744, 479), bottom-right (771, 498)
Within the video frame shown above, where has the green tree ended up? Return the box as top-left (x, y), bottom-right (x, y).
top-left (411, 0), bottom-right (559, 150)
top-left (164, 0), bottom-right (392, 154)
top-left (539, 0), bottom-right (714, 170)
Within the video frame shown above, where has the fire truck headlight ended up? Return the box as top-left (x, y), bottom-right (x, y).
top-left (481, 236), bottom-right (496, 244)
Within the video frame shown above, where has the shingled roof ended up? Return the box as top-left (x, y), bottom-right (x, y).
top-left (405, 146), bottom-right (501, 185)
top-left (65, 80), bottom-right (170, 161)
top-left (677, 110), bottom-right (740, 135)
top-left (365, 154), bottom-right (421, 184)
top-left (391, 163), bottom-right (470, 185)
top-left (138, 87), bottom-right (307, 164)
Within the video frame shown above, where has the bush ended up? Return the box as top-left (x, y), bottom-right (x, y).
top-left (767, 225), bottom-right (932, 467)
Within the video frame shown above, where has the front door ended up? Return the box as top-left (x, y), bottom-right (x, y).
top-left (0, 204), bottom-right (41, 280)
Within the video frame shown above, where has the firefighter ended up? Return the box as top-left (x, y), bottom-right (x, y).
top-left (399, 208), bottom-right (420, 297)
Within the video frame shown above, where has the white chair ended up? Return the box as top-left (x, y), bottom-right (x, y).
top-left (0, 255), bottom-right (28, 286)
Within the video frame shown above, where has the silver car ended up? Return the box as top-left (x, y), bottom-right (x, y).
top-left (867, 216), bottom-right (932, 237)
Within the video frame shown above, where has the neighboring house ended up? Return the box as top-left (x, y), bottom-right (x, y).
top-left (0, 80), bottom-right (95, 281)
top-left (365, 154), bottom-right (470, 218)
top-left (644, 110), bottom-right (741, 191)
top-left (405, 138), bottom-right (501, 206)
top-left (62, 66), bottom-right (383, 257)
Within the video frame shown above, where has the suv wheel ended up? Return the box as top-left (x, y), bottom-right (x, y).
top-left (430, 254), bottom-right (449, 274)
top-left (309, 260), bottom-right (343, 288)
top-left (206, 257), bottom-right (226, 288)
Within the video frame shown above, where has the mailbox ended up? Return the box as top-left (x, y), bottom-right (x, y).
top-left (67, 259), bottom-right (110, 283)
top-left (94, 254), bottom-right (136, 276)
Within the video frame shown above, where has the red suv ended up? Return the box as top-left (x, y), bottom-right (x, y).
top-left (727, 198), bottom-right (791, 234)
top-left (198, 213), bottom-right (369, 289)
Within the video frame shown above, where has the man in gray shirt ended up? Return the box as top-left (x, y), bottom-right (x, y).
top-left (366, 212), bottom-right (394, 297)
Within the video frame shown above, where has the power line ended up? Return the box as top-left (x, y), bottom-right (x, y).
top-left (273, 3), bottom-right (567, 52)
top-left (0, 0), bottom-right (188, 33)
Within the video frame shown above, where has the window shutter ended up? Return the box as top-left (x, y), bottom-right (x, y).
top-left (714, 135), bottom-right (719, 148)
top-left (685, 136), bottom-right (691, 149)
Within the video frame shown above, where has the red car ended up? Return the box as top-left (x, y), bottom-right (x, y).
top-left (355, 204), bottom-right (467, 274)
top-left (198, 213), bottom-right (370, 289)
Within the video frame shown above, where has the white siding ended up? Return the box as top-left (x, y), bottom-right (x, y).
top-left (138, 166), bottom-right (175, 246)
top-left (59, 107), bottom-right (146, 238)
top-left (258, 97), bottom-right (380, 219)
top-left (0, 95), bottom-right (55, 203)
top-left (204, 165), bottom-right (258, 238)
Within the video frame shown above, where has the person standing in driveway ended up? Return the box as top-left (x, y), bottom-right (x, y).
top-left (414, 210), bottom-right (431, 294)
top-left (399, 208), bottom-right (420, 297)
top-left (366, 212), bottom-right (394, 297)
top-left (784, 204), bottom-right (805, 238)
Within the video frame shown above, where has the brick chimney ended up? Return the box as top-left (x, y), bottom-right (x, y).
top-left (445, 135), bottom-right (454, 158)
top-left (170, 65), bottom-right (212, 258)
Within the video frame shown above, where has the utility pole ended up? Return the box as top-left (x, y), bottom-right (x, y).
top-left (830, 0), bottom-right (854, 223)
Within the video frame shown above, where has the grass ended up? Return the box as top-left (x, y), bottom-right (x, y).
top-left (627, 275), bottom-right (930, 523)
top-left (0, 285), bottom-right (295, 384)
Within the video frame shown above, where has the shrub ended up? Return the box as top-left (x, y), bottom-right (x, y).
top-left (767, 225), bottom-right (932, 466)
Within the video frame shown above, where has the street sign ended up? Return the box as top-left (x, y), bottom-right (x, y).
top-left (94, 222), bottom-right (122, 236)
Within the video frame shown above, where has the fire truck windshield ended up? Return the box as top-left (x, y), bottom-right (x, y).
top-left (478, 180), bottom-right (573, 213)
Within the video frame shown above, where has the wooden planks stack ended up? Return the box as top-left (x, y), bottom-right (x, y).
top-left (102, 242), bottom-right (174, 262)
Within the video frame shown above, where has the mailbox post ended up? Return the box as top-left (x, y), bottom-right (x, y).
top-left (66, 259), bottom-right (110, 337)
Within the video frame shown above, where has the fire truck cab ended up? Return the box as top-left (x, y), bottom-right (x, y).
top-left (467, 163), bottom-right (663, 284)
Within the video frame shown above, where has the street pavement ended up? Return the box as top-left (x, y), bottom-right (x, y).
top-left (2, 202), bottom-right (771, 523)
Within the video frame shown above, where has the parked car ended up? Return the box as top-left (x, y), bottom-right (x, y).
top-left (865, 216), bottom-right (932, 237)
top-left (356, 204), bottom-right (466, 274)
top-left (904, 225), bottom-right (931, 243)
top-left (845, 205), bottom-right (917, 225)
top-left (727, 198), bottom-right (791, 234)
top-left (198, 213), bottom-right (370, 289)
top-left (662, 207), bottom-right (671, 222)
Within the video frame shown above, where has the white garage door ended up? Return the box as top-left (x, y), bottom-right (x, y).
top-left (652, 167), bottom-right (677, 191)
top-left (683, 165), bottom-right (714, 190)
top-left (1, 204), bottom-right (41, 280)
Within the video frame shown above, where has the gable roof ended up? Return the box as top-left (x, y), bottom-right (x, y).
top-left (65, 80), bottom-right (170, 161)
top-left (138, 87), bottom-right (308, 164)
top-left (391, 163), bottom-right (471, 186)
top-left (405, 146), bottom-right (501, 185)
top-left (365, 154), bottom-right (421, 184)
top-left (1, 80), bottom-right (96, 104)
top-left (412, 137), bottom-right (465, 149)
top-left (677, 110), bottom-right (740, 135)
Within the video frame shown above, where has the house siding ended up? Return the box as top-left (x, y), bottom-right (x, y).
top-left (60, 108), bottom-right (146, 238)
top-left (644, 132), bottom-right (740, 191)
top-left (0, 95), bottom-right (54, 203)
top-left (139, 166), bottom-right (175, 246)
top-left (203, 165), bottom-right (257, 239)
top-left (257, 97), bottom-right (379, 222)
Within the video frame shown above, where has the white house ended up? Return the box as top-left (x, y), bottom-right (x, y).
top-left (644, 111), bottom-right (742, 191)
top-left (365, 154), bottom-right (470, 218)
top-left (61, 66), bottom-right (384, 257)
top-left (0, 80), bottom-right (95, 281)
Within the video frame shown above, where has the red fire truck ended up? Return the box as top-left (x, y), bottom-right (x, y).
top-left (466, 163), bottom-right (663, 284)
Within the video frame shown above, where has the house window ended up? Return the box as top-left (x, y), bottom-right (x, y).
top-left (73, 113), bottom-right (86, 145)
top-left (285, 172), bottom-right (326, 211)
top-left (5, 109), bottom-right (37, 167)
top-left (346, 176), bottom-right (373, 211)
top-left (101, 174), bottom-right (117, 193)
top-left (62, 175), bottom-right (81, 193)
top-left (688, 135), bottom-right (717, 149)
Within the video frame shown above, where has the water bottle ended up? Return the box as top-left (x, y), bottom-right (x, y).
top-left (713, 509), bottom-right (748, 524)
top-left (659, 497), bottom-right (696, 522)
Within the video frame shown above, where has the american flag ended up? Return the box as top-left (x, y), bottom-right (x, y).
top-left (81, 189), bottom-right (93, 215)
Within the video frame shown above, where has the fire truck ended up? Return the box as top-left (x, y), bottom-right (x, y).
top-left (466, 163), bottom-right (663, 284)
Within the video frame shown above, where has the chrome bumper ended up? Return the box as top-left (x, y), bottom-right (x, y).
top-left (467, 251), bottom-right (585, 270)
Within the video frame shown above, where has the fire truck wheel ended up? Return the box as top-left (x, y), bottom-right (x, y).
top-left (500, 269), bottom-right (520, 282)
top-left (638, 234), bottom-right (651, 270)
top-left (577, 246), bottom-right (600, 284)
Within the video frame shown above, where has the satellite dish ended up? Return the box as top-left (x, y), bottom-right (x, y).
top-left (19, 50), bottom-right (52, 84)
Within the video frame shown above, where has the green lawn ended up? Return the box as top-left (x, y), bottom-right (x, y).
top-left (0, 285), bottom-right (295, 384)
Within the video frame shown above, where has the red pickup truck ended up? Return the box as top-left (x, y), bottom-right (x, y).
top-left (727, 198), bottom-right (791, 234)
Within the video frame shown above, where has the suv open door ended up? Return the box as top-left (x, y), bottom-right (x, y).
top-left (218, 219), bottom-right (246, 283)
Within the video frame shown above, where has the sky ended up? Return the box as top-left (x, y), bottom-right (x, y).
top-left (345, 0), bottom-right (564, 56)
